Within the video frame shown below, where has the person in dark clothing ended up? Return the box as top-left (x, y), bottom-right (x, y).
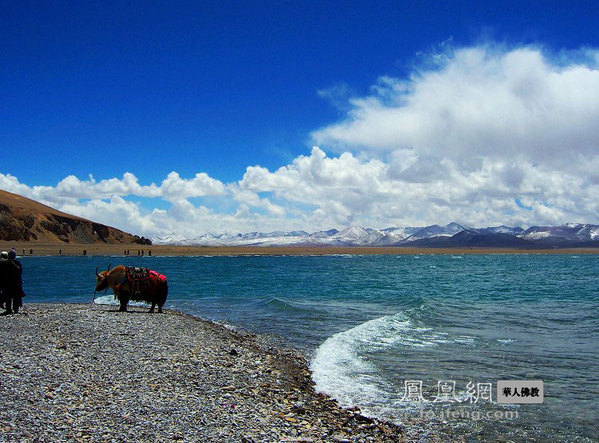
top-left (1, 248), bottom-right (24, 315)
top-left (0, 251), bottom-right (8, 309)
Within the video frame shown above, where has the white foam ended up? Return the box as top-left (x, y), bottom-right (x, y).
top-left (93, 294), bottom-right (149, 307)
top-left (310, 316), bottom-right (397, 408)
top-left (310, 311), bottom-right (448, 411)
top-left (453, 335), bottom-right (476, 345)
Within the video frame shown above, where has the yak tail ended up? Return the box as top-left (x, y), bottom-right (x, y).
top-left (161, 281), bottom-right (169, 303)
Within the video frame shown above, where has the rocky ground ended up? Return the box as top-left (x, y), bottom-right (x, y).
top-left (0, 304), bottom-right (410, 442)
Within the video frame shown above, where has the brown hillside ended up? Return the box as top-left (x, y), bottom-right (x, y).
top-left (0, 189), bottom-right (151, 245)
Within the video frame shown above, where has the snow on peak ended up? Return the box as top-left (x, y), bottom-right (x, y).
top-left (150, 223), bottom-right (599, 247)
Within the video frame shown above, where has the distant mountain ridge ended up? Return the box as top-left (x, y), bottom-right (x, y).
top-left (0, 189), bottom-right (151, 244)
top-left (152, 222), bottom-right (599, 249)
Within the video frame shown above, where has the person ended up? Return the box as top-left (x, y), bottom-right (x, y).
top-left (1, 248), bottom-right (24, 315)
top-left (0, 251), bottom-right (8, 309)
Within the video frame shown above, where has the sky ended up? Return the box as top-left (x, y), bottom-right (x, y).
top-left (2, 1), bottom-right (599, 237)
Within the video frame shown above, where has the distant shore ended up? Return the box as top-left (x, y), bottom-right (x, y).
top-left (1, 242), bottom-right (599, 256)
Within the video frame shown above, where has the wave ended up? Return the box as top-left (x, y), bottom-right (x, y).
top-left (243, 296), bottom-right (318, 314)
top-left (309, 309), bottom-right (451, 412)
top-left (93, 294), bottom-right (150, 307)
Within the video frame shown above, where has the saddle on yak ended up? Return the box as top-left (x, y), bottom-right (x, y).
top-left (127, 266), bottom-right (151, 281)
top-left (117, 267), bottom-right (167, 300)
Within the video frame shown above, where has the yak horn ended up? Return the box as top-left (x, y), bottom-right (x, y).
top-left (107, 263), bottom-right (112, 272)
top-left (95, 266), bottom-right (100, 277)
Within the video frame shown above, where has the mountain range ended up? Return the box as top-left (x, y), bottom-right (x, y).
top-left (152, 222), bottom-right (599, 249)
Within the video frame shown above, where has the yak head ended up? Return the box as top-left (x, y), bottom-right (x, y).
top-left (95, 263), bottom-right (112, 291)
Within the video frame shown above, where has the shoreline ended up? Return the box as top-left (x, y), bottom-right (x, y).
top-left (2, 242), bottom-right (599, 257)
top-left (0, 303), bottom-right (410, 442)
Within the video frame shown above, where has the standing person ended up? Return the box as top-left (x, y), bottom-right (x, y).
top-left (0, 251), bottom-right (8, 309)
top-left (1, 248), bottom-right (24, 315)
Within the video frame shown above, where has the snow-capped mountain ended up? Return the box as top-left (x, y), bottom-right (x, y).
top-left (478, 225), bottom-right (525, 236)
top-left (402, 222), bottom-right (467, 242)
top-left (520, 224), bottom-right (599, 245)
top-left (381, 226), bottom-right (421, 240)
top-left (151, 223), bottom-right (599, 248)
top-left (327, 226), bottom-right (391, 245)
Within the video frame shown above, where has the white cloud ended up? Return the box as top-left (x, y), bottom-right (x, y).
top-left (60, 195), bottom-right (160, 235)
top-left (229, 186), bottom-right (286, 217)
top-left (160, 172), bottom-right (226, 200)
top-left (317, 82), bottom-right (356, 112)
top-left (312, 45), bottom-right (599, 167)
top-left (305, 44), bottom-right (599, 227)
top-left (0, 173), bottom-right (31, 197)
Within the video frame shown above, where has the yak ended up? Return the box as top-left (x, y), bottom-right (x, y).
top-left (95, 264), bottom-right (168, 313)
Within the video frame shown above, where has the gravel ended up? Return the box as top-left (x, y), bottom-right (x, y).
top-left (0, 304), bottom-right (406, 442)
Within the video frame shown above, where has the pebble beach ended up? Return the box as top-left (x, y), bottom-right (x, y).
top-left (0, 304), bottom-right (406, 442)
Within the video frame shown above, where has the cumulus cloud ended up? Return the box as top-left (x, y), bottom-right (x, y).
top-left (306, 43), bottom-right (599, 227)
top-left (1, 43), bottom-right (598, 237)
top-left (312, 45), bottom-right (599, 167)
top-left (236, 146), bottom-right (599, 229)
top-left (59, 196), bottom-right (161, 236)
top-left (160, 172), bottom-right (226, 200)
top-left (230, 186), bottom-right (286, 217)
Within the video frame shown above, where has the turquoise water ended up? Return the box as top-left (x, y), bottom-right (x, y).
top-left (20, 254), bottom-right (599, 441)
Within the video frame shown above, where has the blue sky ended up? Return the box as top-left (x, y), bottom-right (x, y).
top-left (2, 1), bottom-right (599, 237)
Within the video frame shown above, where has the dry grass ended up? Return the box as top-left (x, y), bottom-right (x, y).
top-left (1, 242), bottom-right (598, 257)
